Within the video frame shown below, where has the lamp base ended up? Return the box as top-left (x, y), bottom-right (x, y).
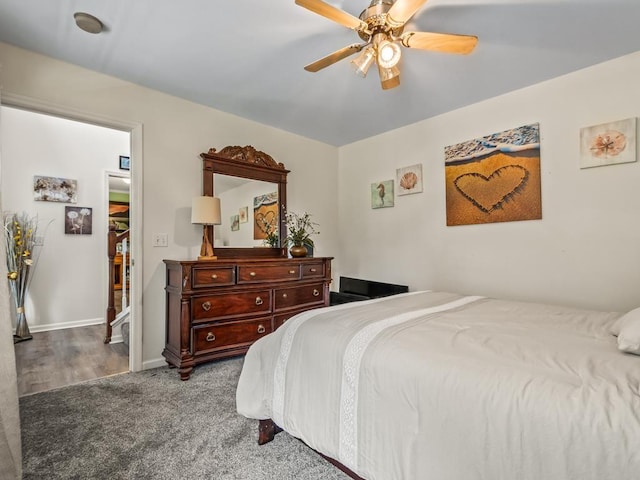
top-left (197, 225), bottom-right (217, 261)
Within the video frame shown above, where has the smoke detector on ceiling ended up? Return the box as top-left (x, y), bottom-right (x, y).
top-left (73, 12), bottom-right (103, 34)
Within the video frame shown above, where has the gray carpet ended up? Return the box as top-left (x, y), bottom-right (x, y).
top-left (19, 357), bottom-right (351, 480)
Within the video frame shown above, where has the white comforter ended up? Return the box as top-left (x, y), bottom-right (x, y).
top-left (236, 291), bottom-right (640, 480)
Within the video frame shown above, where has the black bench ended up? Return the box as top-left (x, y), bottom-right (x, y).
top-left (329, 276), bottom-right (409, 305)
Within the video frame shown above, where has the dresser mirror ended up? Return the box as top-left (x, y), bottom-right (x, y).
top-left (201, 146), bottom-right (289, 258)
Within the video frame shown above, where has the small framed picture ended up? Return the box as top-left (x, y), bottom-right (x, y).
top-left (65, 206), bottom-right (93, 235)
top-left (119, 155), bottom-right (130, 171)
top-left (396, 164), bottom-right (423, 196)
top-left (239, 206), bottom-right (249, 223)
top-left (231, 215), bottom-right (240, 231)
top-left (371, 180), bottom-right (394, 209)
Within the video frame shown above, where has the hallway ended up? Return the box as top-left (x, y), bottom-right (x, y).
top-left (14, 324), bottom-right (129, 397)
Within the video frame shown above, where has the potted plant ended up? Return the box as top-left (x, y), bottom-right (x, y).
top-left (262, 222), bottom-right (279, 248)
top-left (284, 211), bottom-right (319, 257)
top-left (3, 212), bottom-right (42, 343)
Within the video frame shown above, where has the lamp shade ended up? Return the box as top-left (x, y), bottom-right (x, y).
top-left (191, 196), bottom-right (221, 225)
top-left (351, 46), bottom-right (376, 78)
top-left (377, 40), bottom-right (402, 69)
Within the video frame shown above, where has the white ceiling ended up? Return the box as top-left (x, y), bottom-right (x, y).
top-left (1, 0), bottom-right (639, 147)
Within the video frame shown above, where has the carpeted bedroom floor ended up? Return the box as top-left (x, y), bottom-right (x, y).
top-left (19, 357), bottom-right (351, 480)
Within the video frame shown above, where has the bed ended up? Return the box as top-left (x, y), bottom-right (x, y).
top-left (236, 290), bottom-right (640, 480)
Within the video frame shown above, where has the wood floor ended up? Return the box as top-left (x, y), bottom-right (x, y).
top-left (14, 324), bottom-right (129, 397)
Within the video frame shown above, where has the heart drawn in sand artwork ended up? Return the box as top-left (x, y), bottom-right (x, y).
top-left (453, 165), bottom-right (530, 213)
top-left (255, 210), bottom-right (277, 234)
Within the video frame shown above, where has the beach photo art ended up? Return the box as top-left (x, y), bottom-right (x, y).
top-left (445, 123), bottom-right (542, 226)
top-left (580, 118), bottom-right (636, 169)
top-left (253, 192), bottom-right (278, 240)
top-left (371, 180), bottom-right (394, 209)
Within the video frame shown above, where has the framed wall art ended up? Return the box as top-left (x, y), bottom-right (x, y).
top-left (230, 215), bottom-right (240, 232)
top-left (253, 192), bottom-right (278, 240)
top-left (65, 207), bottom-right (92, 235)
top-left (119, 155), bottom-right (130, 171)
top-left (239, 206), bottom-right (249, 223)
top-left (33, 175), bottom-right (77, 203)
top-left (396, 164), bottom-right (423, 196)
top-left (444, 123), bottom-right (542, 226)
top-left (580, 118), bottom-right (636, 169)
top-left (371, 180), bottom-right (394, 209)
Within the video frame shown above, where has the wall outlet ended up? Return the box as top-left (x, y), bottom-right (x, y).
top-left (152, 233), bottom-right (168, 247)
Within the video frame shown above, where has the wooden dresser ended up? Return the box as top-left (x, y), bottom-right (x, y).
top-left (163, 256), bottom-right (333, 380)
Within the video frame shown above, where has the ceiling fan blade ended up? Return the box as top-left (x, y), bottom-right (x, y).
top-left (386, 0), bottom-right (430, 28)
top-left (296, 0), bottom-right (368, 32)
top-left (304, 44), bottom-right (365, 72)
top-left (400, 31), bottom-right (478, 55)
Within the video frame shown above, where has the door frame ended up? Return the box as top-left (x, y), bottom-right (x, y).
top-left (2, 92), bottom-right (144, 372)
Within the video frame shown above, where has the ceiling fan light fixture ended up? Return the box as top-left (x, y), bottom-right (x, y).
top-left (351, 46), bottom-right (376, 78)
top-left (376, 39), bottom-right (402, 69)
top-left (378, 64), bottom-right (400, 90)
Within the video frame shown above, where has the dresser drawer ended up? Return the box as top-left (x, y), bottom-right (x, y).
top-left (192, 290), bottom-right (271, 321)
top-left (193, 317), bottom-right (272, 354)
top-left (237, 264), bottom-right (301, 283)
top-left (274, 310), bottom-right (306, 330)
top-left (274, 283), bottom-right (325, 311)
top-left (192, 266), bottom-right (236, 288)
top-left (302, 262), bottom-right (324, 278)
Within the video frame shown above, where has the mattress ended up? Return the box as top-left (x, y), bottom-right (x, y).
top-left (236, 291), bottom-right (640, 480)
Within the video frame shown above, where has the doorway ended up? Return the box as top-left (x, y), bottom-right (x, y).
top-left (0, 103), bottom-right (141, 395)
top-left (106, 171), bottom-right (131, 346)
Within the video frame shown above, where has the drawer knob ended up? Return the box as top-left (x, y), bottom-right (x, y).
top-left (206, 332), bottom-right (216, 342)
top-left (211, 274), bottom-right (218, 279)
top-left (310, 268), bottom-right (317, 273)
top-left (313, 289), bottom-right (320, 297)
top-left (255, 296), bottom-right (263, 306)
top-left (202, 301), bottom-right (212, 311)
top-left (250, 272), bottom-right (256, 277)
top-left (282, 293), bottom-right (288, 299)
top-left (289, 270), bottom-right (296, 274)
top-left (257, 325), bottom-right (266, 334)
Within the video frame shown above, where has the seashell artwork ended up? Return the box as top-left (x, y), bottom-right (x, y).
top-left (580, 118), bottom-right (636, 169)
top-left (400, 172), bottom-right (418, 189)
top-left (396, 164), bottom-right (423, 196)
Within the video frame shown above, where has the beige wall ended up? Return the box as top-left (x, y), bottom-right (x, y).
top-left (0, 42), bottom-right (340, 368)
top-left (4, 39), bottom-right (640, 371)
top-left (338, 51), bottom-right (640, 313)
top-left (1, 106), bottom-right (130, 331)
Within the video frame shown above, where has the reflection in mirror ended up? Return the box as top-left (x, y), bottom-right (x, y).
top-left (214, 174), bottom-right (279, 248)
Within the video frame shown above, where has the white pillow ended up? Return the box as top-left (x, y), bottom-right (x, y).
top-left (614, 307), bottom-right (640, 355)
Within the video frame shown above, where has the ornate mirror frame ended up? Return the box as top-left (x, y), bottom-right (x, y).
top-left (201, 145), bottom-right (289, 258)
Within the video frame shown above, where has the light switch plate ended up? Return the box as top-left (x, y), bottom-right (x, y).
top-left (152, 233), bottom-right (168, 247)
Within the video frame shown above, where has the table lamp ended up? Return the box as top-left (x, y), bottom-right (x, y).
top-left (191, 196), bottom-right (221, 260)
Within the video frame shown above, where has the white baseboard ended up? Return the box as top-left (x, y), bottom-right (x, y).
top-left (109, 334), bottom-right (124, 344)
top-left (143, 357), bottom-right (167, 370)
top-left (27, 317), bottom-right (105, 333)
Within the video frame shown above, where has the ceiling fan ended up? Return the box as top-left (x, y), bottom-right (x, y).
top-left (296, 0), bottom-right (478, 90)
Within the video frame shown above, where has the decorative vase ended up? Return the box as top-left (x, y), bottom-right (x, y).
top-left (289, 245), bottom-right (307, 258)
top-left (13, 306), bottom-right (33, 343)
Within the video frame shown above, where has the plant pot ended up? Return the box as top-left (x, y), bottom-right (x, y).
top-left (13, 308), bottom-right (33, 343)
top-left (289, 245), bottom-right (307, 258)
